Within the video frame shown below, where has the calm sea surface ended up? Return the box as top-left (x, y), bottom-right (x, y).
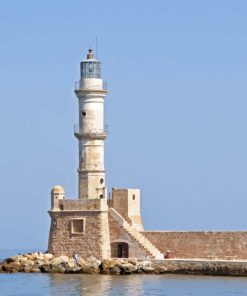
top-left (1, 250), bottom-right (247, 296)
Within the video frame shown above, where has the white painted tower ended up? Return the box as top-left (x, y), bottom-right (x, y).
top-left (74, 48), bottom-right (108, 200)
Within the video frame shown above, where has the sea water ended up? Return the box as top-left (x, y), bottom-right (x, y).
top-left (1, 250), bottom-right (247, 296)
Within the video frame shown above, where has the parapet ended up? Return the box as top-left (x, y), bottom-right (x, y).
top-left (50, 189), bottom-right (108, 212)
top-left (60, 199), bottom-right (108, 211)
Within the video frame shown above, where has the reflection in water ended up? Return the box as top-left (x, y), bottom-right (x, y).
top-left (49, 274), bottom-right (112, 296)
top-left (106, 274), bottom-right (144, 296)
top-left (48, 273), bottom-right (247, 296)
top-left (2, 273), bottom-right (247, 296)
top-left (49, 273), bottom-right (145, 296)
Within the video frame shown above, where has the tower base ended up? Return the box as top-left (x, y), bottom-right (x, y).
top-left (48, 198), bottom-right (111, 259)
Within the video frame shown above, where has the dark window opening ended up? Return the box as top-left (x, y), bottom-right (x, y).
top-left (71, 219), bottom-right (85, 234)
top-left (100, 194), bottom-right (104, 199)
top-left (132, 194), bottom-right (135, 200)
top-left (81, 111), bottom-right (86, 117)
top-left (100, 178), bottom-right (104, 184)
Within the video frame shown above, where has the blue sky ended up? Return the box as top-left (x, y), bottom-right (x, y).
top-left (0, 0), bottom-right (247, 249)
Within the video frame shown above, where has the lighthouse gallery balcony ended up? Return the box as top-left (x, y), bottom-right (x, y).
top-left (74, 124), bottom-right (108, 140)
top-left (74, 81), bottom-right (107, 94)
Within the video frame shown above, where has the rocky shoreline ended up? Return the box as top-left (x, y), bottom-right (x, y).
top-left (1, 252), bottom-right (247, 276)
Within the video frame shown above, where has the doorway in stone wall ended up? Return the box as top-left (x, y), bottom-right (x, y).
top-left (111, 242), bottom-right (129, 258)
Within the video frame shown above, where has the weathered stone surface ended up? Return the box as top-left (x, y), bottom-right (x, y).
top-left (108, 266), bottom-right (121, 275)
top-left (67, 259), bottom-right (76, 268)
top-left (50, 264), bottom-right (66, 273)
top-left (78, 258), bottom-right (86, 266)
top-left (29, 268), bottom-right (41, 273)
top-left (50, 258), bottom-right (63, 266)
top-left (101, 259), bottom-right (121, 269)
top-left (43, 254), bottom-right (54, 261)
top-left (6, 256), bottom-right (19, 263)
top-left (36, 259), bottom-right (45, 266)
top-left (119, 263), bottom-right (137, 274)
top-left (157, 266), bottom-right (168, 273)
top-left (78, 256), bottom-right (102, 273)
top-left (28, 253), bottom-right (40, 261)
top-left (59, 256), bottom-right (69, 263)
top-left (82, 264), bottom-right (99, 274)
top-left (40, 264), bottom-right (50, 273)
top-left (2, 262), bottom-right (21, 273)
top-left (65, 259), bottom-right (82, 273)
top-left (142, 266), bottom-right (155, 273)
top-left (143, 231), bottom-right (247, 260)
top-left (100, 259), bottom-right (121, 274)
top-left (29, 263), bottom-right (42, 273)
top-left (140, 260), bottom-right (152, 267)
top-left (82, 258), bottom-right (101, 274)
top-left (86, 256), bottom-right (101, 268)
top-left (23, 267), bottom-right (33, 273)
top-left (22, 260), bottom-right (35, 267)
top-left (6, 262), bottom-right (21, 270)
top-left (48, 210), bottom-right (111, 260)
top-left (3, 252), bottom-right (247, 276)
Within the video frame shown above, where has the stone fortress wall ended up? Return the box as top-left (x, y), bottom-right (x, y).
top-left (108, 189), bottom-right (247, 260)
top-left (143, 231), bottom-right (247, 260)
top-left (48, 186), bottom-right (247, 260)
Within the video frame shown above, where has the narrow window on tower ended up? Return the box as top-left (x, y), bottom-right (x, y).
top-left (132, 194), bottom-right (135, 200)
top-left (81, 111), bottom-right (86, 117)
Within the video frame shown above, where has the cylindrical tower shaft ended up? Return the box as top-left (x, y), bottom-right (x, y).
top-left (74, 49), bottom-right (108, 200)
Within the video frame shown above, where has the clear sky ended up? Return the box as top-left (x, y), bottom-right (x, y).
top-left (0, 0), bottom-right (247, 249)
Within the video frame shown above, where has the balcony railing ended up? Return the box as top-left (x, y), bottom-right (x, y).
top-left (74, 80), bottom-right (107, 92)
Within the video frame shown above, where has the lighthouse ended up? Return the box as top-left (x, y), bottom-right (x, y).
top-left (48, 46), bottom-right (242, 262)
top-left (48, 48), bottom-right (150, 260)
top-left (74, 48), bottom-right (107, 200)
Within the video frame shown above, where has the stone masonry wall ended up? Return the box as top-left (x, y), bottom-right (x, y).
top-left (108, 214), bottom-right (150, 259)
top-left (48, 211), bottom-right (110, 259)
top-left (99, 210), bottom-right (111, 259)
top-left (111, 189), bottom-right (129, 222)
top-left (142, 231), bottom-right (247, 259)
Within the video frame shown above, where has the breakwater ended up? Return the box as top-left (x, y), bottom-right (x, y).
top-left (1, 252), bottom-right (247, 276)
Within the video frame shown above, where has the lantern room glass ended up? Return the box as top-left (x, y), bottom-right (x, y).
top-left (80, 61), bottom-right (101, 79)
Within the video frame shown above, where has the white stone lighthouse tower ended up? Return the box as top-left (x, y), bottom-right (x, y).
top-left (74, 48), bottom-right (107, 200)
